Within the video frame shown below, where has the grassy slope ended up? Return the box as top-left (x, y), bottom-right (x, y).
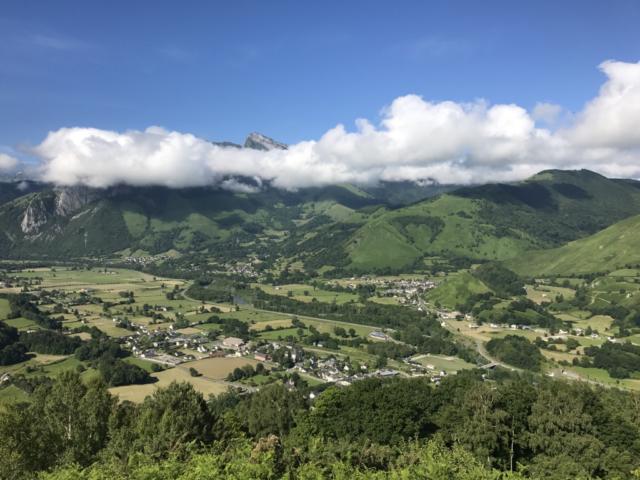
top-left (508, 214), bottom-right (640, 276)
top-left (427, 271), bottom-right (491, 309)
top-left (345, 170), bottom-right (640, 270)
top-left (346, 194), bottom-right (533, 270)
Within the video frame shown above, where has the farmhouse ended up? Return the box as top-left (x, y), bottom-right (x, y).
top-left (222, 336), bottom-right (245, 350)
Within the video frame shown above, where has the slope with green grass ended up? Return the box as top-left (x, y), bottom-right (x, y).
top-left (339, 169), bottom-right (640, 270)
top-left (508, 214), bottom-right (640, 276)
top-left (427, 271), bottom-right (491, 309)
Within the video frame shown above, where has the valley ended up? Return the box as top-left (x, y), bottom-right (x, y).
top-left (4, 169), bottom-right (640, 478)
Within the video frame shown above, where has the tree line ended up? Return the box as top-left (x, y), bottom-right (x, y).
top-left (2, 368), bottom-right (640, 479)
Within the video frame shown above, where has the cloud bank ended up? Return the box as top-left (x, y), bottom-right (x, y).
top-left (34, 60), bottom-right (640, 191)
top-left (0, 153), bottom-right (19, 171)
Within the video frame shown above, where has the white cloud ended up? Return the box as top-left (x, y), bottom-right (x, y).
top-left (33, 60), bottom-right (640, 190)
top-left (532, 102), bottom-right (564, 125)
top-left (567, 60), bottom-right (640, 149)
top-left (0, 153), bottom-right (18, 171)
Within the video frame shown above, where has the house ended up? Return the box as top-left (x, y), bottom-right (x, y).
top-left (369, 331), bottom-right (388, 341)
top-left (222, 337), bottom-right (245, 350)
top-left (254, 352), bottom-right (270, 362)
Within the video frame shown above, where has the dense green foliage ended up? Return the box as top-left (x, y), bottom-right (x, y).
top-left (98, 357), bottom-right (152, 387)
top-left (4, 293), bottom-right (62, 330)
top-left (0, 320), bottom-right (29, 365)
top-left (472, 263), bottom-right (525, 297)
top-left (486, 335), bottom-right (544, 370)
top-left (75, 337), bottom-right (151, 386)
top-left (581, 341), bottom-right (640, 378)
top-left (2, 371), bottom-right (640, 479)
top-left (19, 330), bottom-right (82, 355)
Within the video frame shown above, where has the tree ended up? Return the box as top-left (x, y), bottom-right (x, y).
top-left (527, 382), bottom-right (605, 478)
top-left (135, 381), bottom-right (213, 458)
top-left (240, 384), bottom-right (306, 438)
top-left (0, 372), bottom-right (114, 475)
top-left (438, 382), bottom-right (509, 467)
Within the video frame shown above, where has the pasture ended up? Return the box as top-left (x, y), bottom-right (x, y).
top-left (109, 366), bottom-right (231, 403)
top-left (181, 357), bottom-right (259, 380)
top-left (255, 283), bottom-right (358, 305)
top-left (411, 354), bottom-right (476, 373)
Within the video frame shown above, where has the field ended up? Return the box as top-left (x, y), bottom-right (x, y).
top-left (4, 317), bottom-right (39, 330)
top-left (427, 271), bottom-right (490, 309)
top-left (181, 357), bottom-right (259, 380)
top-left (109, 366), bottom-right (231, 403)
top-left (16, 267), bottom-right (156, 287)
top-left (0, 298), bottom-right (11, 319)
top-left (525, 284), bottom-right (575, 304)
top-left (8, 262), bottom-right (637, 400)
top-left (255, 283), bottom-right (358, 305)
top-left (411, 354), bottom-right (476, 373)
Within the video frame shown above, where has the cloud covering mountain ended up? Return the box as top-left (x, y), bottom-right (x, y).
top-left (30, 60), bottom-right (640, 191)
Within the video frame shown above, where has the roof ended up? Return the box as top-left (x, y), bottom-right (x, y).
top-left (223, 337), bottom-right (245, 347)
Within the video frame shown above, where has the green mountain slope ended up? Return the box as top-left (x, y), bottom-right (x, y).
top-left (334, 169), bottom-right (640, 270)
top-left (3, 169), bottom-right (640, 271)
top-left (0, 184), bottom-right (379, 258)
top-left (507, 214), bottom-right (640, 276)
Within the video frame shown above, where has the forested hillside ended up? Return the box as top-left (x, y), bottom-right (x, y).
top-left (3, 370), bottom-right (640, 479)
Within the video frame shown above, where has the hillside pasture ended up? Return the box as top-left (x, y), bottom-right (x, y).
top-left (255, 283), bottom-right (358, 305)
top-left (180, 357), bottom-right (259, 380)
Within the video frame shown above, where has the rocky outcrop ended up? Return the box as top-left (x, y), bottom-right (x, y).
top-left (20, 198), bottom-right (50, 234)
top-left (244, 132), bottom-right (288, 151)
top-left (54, 186), bottom-right (99, 217)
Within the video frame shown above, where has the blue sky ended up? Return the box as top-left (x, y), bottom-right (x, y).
top-left (2, 0), bottom-right (639, 151)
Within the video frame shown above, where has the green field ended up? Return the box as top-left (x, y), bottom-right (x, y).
top-left (124, 357), bottom-right (158, 373)
top-left (255, 283), bottom-right (358, 305)
top-left (526, 284), bottom-right (575, 304)
top-left (0, 298), bottom-right (11, 319)
top-left (427, 271), bottom-right (490, 309)
top-left (4, 317), bottom-right (39, 330)
top-left (412, 354), bottom-right (476, 373)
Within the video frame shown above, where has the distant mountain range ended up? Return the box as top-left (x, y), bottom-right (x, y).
top-left (211, 131), bottom-right (288, 151)
top-left (2, 157), bottom-right (640, 276)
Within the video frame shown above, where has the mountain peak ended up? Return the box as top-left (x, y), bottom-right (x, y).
top-left (244, 132), bottom-right (288, 151)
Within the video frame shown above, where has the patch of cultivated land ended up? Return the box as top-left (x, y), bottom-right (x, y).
top-left (255, 283), bottom-right (359, 304)
top-left (411, 354), bottom-right (476, 372)
top-left (525, 284), bottom-right (575, 304)
top-left (0, 298), bottom-right (11, 319)
top-left (250, 319), bottom-right (293, 331)
top-left (181, 357), bottom-right (259, 380)
top-left (4, 317), bottom-right (39, 330)
top-left (109, 366), bottom-right (231, 403)
top-left (569, 366), bottom-right (640, 391)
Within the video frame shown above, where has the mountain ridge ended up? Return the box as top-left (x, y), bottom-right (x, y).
top-left (2, 169), bottom-right (640, 273)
